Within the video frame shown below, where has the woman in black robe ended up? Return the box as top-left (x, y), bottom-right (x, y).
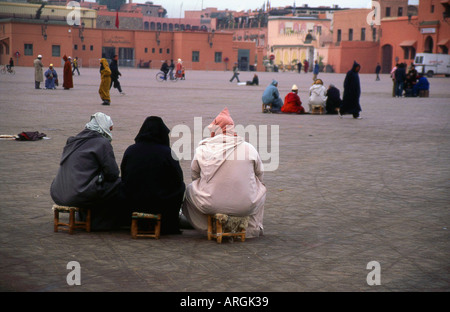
top-left (339, 61), bottom-right (362, 119)
top-left (120, 116), bottom-right (185, 235)
top-left (325, 84), bottom-right (342, 114)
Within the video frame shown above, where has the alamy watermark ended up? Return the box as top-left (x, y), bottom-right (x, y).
top-left (366, 261), bottom-right (381, 286)
top-left (366, 1), bottom-right (381, 27)
top-left (66, 1), bottom-right (81, 26)
top-left (170, 117), bottom-right (280, 172)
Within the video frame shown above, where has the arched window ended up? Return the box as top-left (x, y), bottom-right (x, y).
top-left (144, 21), bottom-right (149, 30)
top-left (150, 22), bottom-right (156, 30)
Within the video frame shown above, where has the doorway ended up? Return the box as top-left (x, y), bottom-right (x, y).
top-left (381, 44), bottom-right (393, 73)
top-left (424, 36), bottom-right (433, 53)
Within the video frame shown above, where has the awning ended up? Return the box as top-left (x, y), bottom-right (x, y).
top-left (438, 39), bottom-right (449, 46)
top-left (399, 40), bottom-right (417, 47)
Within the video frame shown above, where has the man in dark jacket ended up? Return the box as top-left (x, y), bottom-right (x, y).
top-left (50, 112), bottom-right (127, 230)
top-left (339, 61), bottom-right (362, 119)
top-left (109, 55), bottom-right (124, 95)
top-left (160, 60), bottom-right (169, 80)
top-left (120, 116), bottom-right (186, 235)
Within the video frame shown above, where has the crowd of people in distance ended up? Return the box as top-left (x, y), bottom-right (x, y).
top-left (34, 54), bottom-right (190, 106)
top-left (50, 109), bottom-right (266, 238)
top-left (262, 61), bottom-right (362, 119)
top-left (390, 63), bottom-right (430, 97)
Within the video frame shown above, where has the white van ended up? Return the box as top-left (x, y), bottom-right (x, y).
top-left (414, 53), bottom-right (450, 77)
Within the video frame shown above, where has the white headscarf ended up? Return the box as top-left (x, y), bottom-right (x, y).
top-left (85, 112), bottom-right (113, 141)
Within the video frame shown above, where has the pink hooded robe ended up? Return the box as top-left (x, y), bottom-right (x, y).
top-left (182, 108), bottom-right (266, 238)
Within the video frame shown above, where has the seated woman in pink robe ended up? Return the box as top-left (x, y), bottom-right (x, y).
top-left (182, 108), bottom-right (266, 238)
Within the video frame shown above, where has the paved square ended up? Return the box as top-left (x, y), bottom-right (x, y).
top-left (0, 66), bottom-right (449, 292)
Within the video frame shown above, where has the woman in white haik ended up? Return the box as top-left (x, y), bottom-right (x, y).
top-left (182, 108), bottom-right (266, 238)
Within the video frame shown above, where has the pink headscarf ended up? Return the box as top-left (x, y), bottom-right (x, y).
top-left (207, 107), bottom-right (236, 137)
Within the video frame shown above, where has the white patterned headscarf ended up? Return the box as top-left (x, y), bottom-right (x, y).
top-left (85, 112), bottom-right (113, 141)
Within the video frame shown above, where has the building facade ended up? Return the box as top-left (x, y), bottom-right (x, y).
top-left (379, 0), bottom-right (450, 73)
top-left (267, 15), bottom-right (332, 71)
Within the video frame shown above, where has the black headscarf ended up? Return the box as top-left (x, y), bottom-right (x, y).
top-left (134, 116), bottom-right (170, 146)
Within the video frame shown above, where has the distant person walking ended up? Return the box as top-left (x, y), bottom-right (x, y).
top-left (303, 59), bottom-right (309, 73)
top-left (312, 60), bottom-right (320, 81)
top-left (72, 57), bottom-right (80, 76)
top-left (230, 63), bottom-right (240, 82)
top-left (34, 54), bottom-right (43, 89)
top-left (109, 55), bottom-right (124, 95)
top-left (99, 58), bottom-right (112, 105)
top-left (375, 63), bottom-right (381, 81)
top-left (339, 61), bottom-right (362, 119)
top-left (297, 61), bottom-right (302, 73)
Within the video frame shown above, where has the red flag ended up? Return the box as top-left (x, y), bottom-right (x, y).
top-left (115, 9), bottom-right (119, 28)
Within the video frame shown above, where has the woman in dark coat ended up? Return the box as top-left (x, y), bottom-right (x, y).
top-left (339, 61), bottom-right (362, 119)
top-left (325, 84), bottom-right (342, 114)
top-left (50, 112), bottom-right (126, 230)
top-left (120, 116), bottom-right (186, 235)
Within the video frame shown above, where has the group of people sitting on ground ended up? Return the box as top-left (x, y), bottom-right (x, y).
top-left (262, 79), bottom-right (343, 115)
top-left (391, 63), bottom-right (430, 97)
top-left (50, 110), bottom-right (266, 238)
top-left (262, 61), bottom-right (363, 119)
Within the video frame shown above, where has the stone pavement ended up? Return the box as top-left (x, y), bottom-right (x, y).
top-left (0, 66), bottom-right (449, 295)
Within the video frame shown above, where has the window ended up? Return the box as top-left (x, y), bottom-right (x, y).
top-left (337, 29), bottom-right (341, 42)
top-left (167, 48), bottom-right (170, 54)
top-left (159, 48), bottom-right (162, 54)
top-left (372, 28), bottom-right (377, 41)
top-left (192, 51), bottom-right (200, 62)
top-left (398, 7), bottom-right (403, 16)
top-left (349, 29), bottom-right (353, 41)
top-left (152, 48), bottom-right (155, 53)
top-left (410, 47), bottom-right (416, 59)
top-left (145, 47), bottom-right (148, 53)
top-left (24, 43), bottom-right (33, 56)
top-left (361, 28), bottom-right (366, 41)
top-left (215, 52), bottom-right (222, 63)
top-left (74, 44), bottom-right (78, 50)
top-left (106, 21), bottom-right (110, 26)
top-left (90, 45), bottom-right (94, 51)
top-left (431, 5), bottom-right (434, 13)
top-left (82, 45), bottom-right (86, 51)
top-left (52, 45), bottom-right (60, 57)
top-left (403, 47), bottom-right (410, 60)
top-left (386, 7), bottom-right (391, 17)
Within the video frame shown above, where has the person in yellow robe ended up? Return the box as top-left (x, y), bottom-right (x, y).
top-left (99, 58), bottom-right (111, 105)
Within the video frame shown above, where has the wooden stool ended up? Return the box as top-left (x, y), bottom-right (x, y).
top-left (207, 213), bottom-right (248, 243)
top-left (262, 103), bottom-right (272, 113)
top-left (419, 90), bottom-right (429, 97)
top-left (131, 212), bottom-right (161, 239)
top-left (311, 105), bottom-right (324, 115)
top-left (52, 204), bottom-right (91, 234)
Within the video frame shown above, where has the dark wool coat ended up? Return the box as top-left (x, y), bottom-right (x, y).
top-left (120, 116), bottom-right (186, 234)
top-left (50, 129), bottom-right (124, 230)
top-left (341, 61), bottom-right (362, 114)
